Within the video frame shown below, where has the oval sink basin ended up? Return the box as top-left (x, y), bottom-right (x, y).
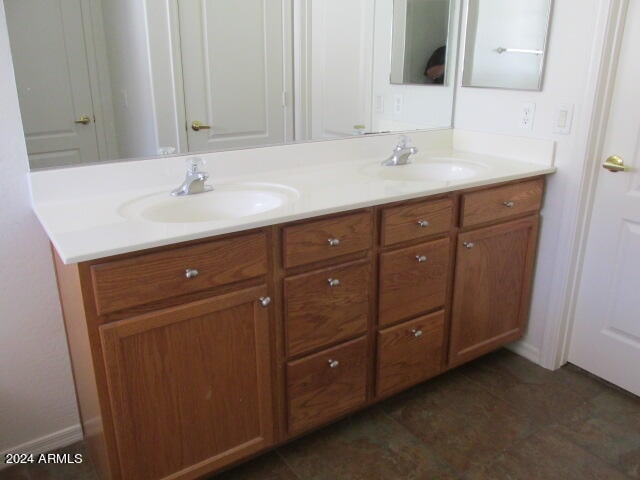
top-left (119, 183), bottom-right (299, 223)
top-left (367, 158), bottom-right (488, 182)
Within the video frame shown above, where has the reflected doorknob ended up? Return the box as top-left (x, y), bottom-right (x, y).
top-left (75, 115), bottom-right (91, 125)
top-left (191, 121), bottom-right (211, 132)
top-left (603, 155), bottom-right (629, 173)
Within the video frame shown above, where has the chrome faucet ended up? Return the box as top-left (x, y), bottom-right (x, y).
top-left (382, 135), bottom-right (418, 166)
top-left (171, 158), bottom-right (213, 196)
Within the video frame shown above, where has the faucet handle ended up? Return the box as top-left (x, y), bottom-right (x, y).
top-left (398, 134), bottom-right (410, 148)
top-left (187, 157), bottom-right (206, 173)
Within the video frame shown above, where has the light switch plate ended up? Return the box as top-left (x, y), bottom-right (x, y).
top-left (554, 103), bottom-right (575, 134)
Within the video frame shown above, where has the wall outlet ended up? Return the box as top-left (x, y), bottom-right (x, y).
top-left (393, 94), bottom-right (404, 115)
top-left (554, 103), bottom-right (575, 134)
top-left (520, 103), bottom-right (536, 130)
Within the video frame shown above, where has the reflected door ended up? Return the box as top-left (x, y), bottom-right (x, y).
top-left (5, 0), bottom-right (101, 168)
top-left (179, 0), bottom-right (288, 152)
top-left (568, 2), bottom-right (640, 396)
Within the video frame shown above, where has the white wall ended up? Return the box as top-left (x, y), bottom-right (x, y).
top-left (0, 2), bottom-right (80, 458)
top-left (454, 0), bottom-right (601, 363)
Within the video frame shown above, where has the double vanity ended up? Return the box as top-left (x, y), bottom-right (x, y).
top-left (31, 130), bottom-right (555, 480)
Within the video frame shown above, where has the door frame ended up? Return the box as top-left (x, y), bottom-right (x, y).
top-left (540, 0), bottom-right (630, 370)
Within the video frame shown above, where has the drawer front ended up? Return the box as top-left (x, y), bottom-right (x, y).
top-left (376, 311), bottom-right (445, 397)
top-left (282, 212), bottom-right (373, 268)
top-left (91, 232), bottom-right (268, 315)
top-left (462, 179), bottom-right (544, 228)
top-left (379, 238), bottom-right (450, 327)
top-left (285, 261), bottom-right (370, 357)
top-left (381, 198), bottom-right (453, 247)
top-left (287, 337), bottom-right (367, 434)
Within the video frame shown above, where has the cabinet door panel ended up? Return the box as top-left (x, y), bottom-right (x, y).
top-left (449, 217), bottom-right (539, 367)
top-left (101, 286), bottom-right (274, 480)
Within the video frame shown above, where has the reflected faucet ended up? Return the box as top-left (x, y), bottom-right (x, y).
top-left (382, 135), bottom-right (418, 166)
top-left (171, 158), bottom-right (213, 196)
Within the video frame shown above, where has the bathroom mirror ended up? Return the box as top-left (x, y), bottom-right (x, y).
top-left (390, 0), bottom-right (453, 85)
top-left (5, 0), bottom-right (460, 170)
top-left (461, 0), bottom-right (552, 91)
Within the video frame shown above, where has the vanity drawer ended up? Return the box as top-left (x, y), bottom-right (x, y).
top-left (462, 178), bottom-right (544, 228)
top-left (379, 238), bottom-right (450, 327)
top-left (376, 311), bottom-right (445, 397)
top-left (282, 211), bottom-right (373, 269)
top-left (91, 232), bottom-right (268, 315)
top-left (381, 198), bottom-right (453, 247)
top-left (285, 260), bottom-right (370, 357)
top-left (286, 336), bottom-right (368, 434)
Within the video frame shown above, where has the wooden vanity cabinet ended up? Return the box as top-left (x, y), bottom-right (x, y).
top-left (53, 177), bottom-right (545, 480)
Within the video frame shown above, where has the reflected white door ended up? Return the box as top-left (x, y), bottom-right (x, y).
top-left (304, 0), bottom-right (374, 139)
top-left (5, 0), bottom-right (100, 168)
top-left (179, 0), bottom-right (288, 152)
top-left (568, 2), bottom-right (640, 396)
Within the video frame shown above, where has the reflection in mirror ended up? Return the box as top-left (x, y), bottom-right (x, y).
top-left (462, 0), bottom-right (552, 91)
top-left (390, 0), bottom-right (452, 85)
top-left (5, 0), bottom-right (459, 170)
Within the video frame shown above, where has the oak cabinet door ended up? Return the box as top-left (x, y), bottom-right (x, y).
top-left (100, 286), bottom-right (274, 480)
top-left (449, 217), bottom-right (539, 367)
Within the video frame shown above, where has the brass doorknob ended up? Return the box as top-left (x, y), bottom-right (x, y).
top-left (191, 121), bottom-right (211, 132)
top-left (75, 115), bottom-right (91, 125)
top-left (603, 155), bottom-right (629, 173)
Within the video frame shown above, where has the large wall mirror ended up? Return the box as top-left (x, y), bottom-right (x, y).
top-left (461, 0), bottom-right (552, 91)
top-left (5, 0), bottom-right (460, 170)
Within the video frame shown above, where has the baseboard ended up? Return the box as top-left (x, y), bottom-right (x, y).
top-left (507, 340), bottom-right (542, 366)
top-left (0, 424), bottom-right (83, 470)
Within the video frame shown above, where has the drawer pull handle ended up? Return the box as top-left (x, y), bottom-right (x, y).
top-left (503, 201), bottom-right (515, 208)
top-left (327, 238), bottom-right (341, 247)
top-left (417, 220), bottom-right (430, 228)
top-left (328, 359), bottom-right (340, 369)
top-left (185, 269), bottom-right (199, 279)
top-left (463, 242), bottom-right (475, 249)
top-left (259, 296), bottom-right (272, 308)
top-left (328, 278), bottom-right (341, 287)
top-left (411, 328), bottom-right (424, 338)
top-left (416, 255), bottom-right (428, 263)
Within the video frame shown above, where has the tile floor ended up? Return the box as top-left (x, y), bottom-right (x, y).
top-left (2, 349), bottom-right (638, 480)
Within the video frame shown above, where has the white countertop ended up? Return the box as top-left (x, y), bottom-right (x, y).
top-left (30, 129), bottom-right (556, 264)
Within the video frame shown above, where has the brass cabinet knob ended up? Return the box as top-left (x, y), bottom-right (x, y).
top-left (603, 155), bottom-right (629, 173)
top-left (191, 121), bottom-right (211, 132)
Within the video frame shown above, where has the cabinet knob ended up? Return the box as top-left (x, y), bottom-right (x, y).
top-left (328, 278), bottom-right (341, 287)
top-left (503, 201), bottom-right (515, 208)
top-left (417, 220), bottom-right (430, 228)
top-left (328, 359), bottom-right (340, 369)
top-left (327, 238), bottom-right (341, 247)
top-left (185, 269), bottom-right (199, 279)
top-left (259, 296), bottom-right (272, 308)
top-left (416, 255), bottom-right (428, 263)
top-left (463, 242), bottom-right (475, 249)
top-left (410, 328), bottom-right (424, 338)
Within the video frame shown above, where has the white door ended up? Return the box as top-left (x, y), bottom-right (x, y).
top-left (179, 0), bottom-right (288, 152)
top-left (5, 0), bottom-right (101, 168)
top-left (568, 2), bottom-right (640, 396)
